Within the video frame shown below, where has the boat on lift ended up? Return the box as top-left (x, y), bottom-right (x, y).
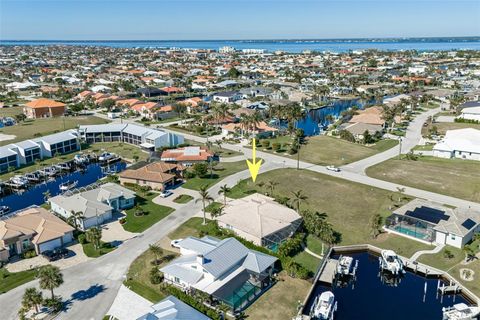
top-left (336, 255), bottom-right (355, 276)
top-left (379, 250), bottom-right (405, 275)
top-left (98, 152), bottom-right (117, 162)
top-left (74, 154), bottom-right (89, 165)
top-left (443, 303), bottom-right (480, 320)
top-left (311, 291), bottom-right (337, 320)
top-left (24, 171), bottom-right (42, 183)
top-left (54, 162), bottom-right (71, 171)
top-left (39, 166), bottom-right (58, 177)
top-left (0, 205), bottom-right (10, 217)
top-left (9, 175), bottom-right (29, 188)
top-left (59, 180), bottom-right (78, 192)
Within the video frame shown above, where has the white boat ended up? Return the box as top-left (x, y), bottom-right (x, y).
top-left (379, 250), bottom-right (404, 275)
top-left (74, 154), bottom-right (89, 165)
top-left (24, 171), bottom-right (42, 182)
top-left (9, 175), bottom-right (28, 187)
top-left (59, 180), bottom-right (78, 192)
top-left (336, 255), bottom-right (354, 275)
top-left (40, 166), bottom-right (58, 177)
top-left (443, 303), bottom-right (480, 320)
top-left (312, 291), bottom-right (337, 320)
top-left (54, 162), bottom-right (71, 171)
top-left (0, 205), bottom-right (10, 217)
top-left (98, 152), bottom-right (116, 162)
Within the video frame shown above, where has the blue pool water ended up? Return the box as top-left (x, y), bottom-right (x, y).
top-left (304, 252), bottom-right (472, 320)
top-left (0, 162), bottom-right (126, 213)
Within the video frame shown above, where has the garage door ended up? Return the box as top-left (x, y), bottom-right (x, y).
top-left (38, 238), bottom-right (62, 253)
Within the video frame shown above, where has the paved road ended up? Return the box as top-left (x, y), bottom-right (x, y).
top-left (341, 107), bottom-right (441, 174)
top-left (0, 162), bottom-right (279, 320)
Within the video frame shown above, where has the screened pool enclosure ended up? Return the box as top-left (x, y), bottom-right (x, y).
top-left (385, 214), bottom-right (435, 242)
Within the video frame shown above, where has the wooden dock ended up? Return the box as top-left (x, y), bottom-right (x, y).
top-left (319, 259), bottom-right (338, 284)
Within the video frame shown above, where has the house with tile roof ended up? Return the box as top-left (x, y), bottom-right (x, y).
top-left (0, 207), bottom-right (74, 262)
top-left (160, 146), bottom-right (214, 166)
top-left (119, 161), bottom-right (185, 191)
top-left (161, 236), bottom-right (277, 312)
top-left (23, 98), bottom-right (66, 119)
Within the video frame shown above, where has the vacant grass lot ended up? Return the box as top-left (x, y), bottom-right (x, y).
top-left (0, 106), bottom-right (24, 117)
top-left (184, 139), bottom-right (243, 158)
top-left (450, 259), bottom-right (480, 299)
top-left (259, 135), bottom-right (398, 166)
top-left (245, 271), bottom-right (311, 320)
top-left (227, 168), bottom-right (431, 257)
top-left (82, 242), bottom-right (116, 258)
top-left (123, 192), bottom-right (174, 233)
top-left (422, 121), bottom-right (480, 137)
top-left (0, 267), bottom-right (37, 294)
top-left (0, 115), bottom-right (109, 146)
top-left (181, 161), bottom-right (247, 190)
top-left (366, 156), bottom-right (480, 202)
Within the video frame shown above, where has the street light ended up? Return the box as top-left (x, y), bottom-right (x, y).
top-left (398, 137), bottom-right (403, 159)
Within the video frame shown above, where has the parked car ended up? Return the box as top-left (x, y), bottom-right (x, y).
top-left (326, 165), bottom-right (341, 172)
top-left (160, 190), bottom-right (173, 198)
top-left (171, 239), bottom-right (183, 248)
top-left (42, 248), bottom-right (69, 261)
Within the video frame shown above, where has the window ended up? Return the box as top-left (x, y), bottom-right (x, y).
top-left (450, 234), bottom-right (456, 240)
top-left (174, 277), bottom-right (180, 283)
top-left (22, 239), bottom-right (30, 250)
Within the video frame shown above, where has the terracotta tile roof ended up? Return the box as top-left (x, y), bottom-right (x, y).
top-left (0, 207), bottom-right (73, 247)
top-left (24, 98), bottom-right (65, 109)
top-left (161, 146), bottom-right (214, 162)
top-left (119, 162), bottom-right (184, 183)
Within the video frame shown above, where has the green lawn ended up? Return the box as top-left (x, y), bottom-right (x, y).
top-left (123, 192), bottom-right (175, 233)
top-left (168, 217), bottom-right (205, 240)
top-left (450, 259), bottom-right (480, 299)
top-left (417, 246), bottom-right (464, 271)
top-left (181, 161), bottom-right (247, 190)
top-left (205, 201), bottom-right (223, 213)
top-left (259, 135), bottom-right (398, 166)
top-left (89, 142), bottom-right (149, 162)
top-left (81, 242), bottom-right (116, 258)
top-left (0, 115), bottom-right (109, 146)
top-left (172, 194), bottom-right (194, 204)
top-left (422, 121), bottom-right (480, 137)
top-left (0, 106), bottom-right (23, 118)
top-left (124, 247), bottom-right (178, 303)
top-left (245, 271), bottom-right (311, 320)
top-left (0, 267), bottom-right (37, 294)
top-left (293, 251), bottom-right (321, 274)
top-left (227, 168), bottom-right (431, 257)
top-left (366, 156), bottom-right (480, 202)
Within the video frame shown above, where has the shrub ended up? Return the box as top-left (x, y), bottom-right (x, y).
top-left (278, 235), bottom-right (304, 258)
top-left (272, 142), bottom-right (281, 152)
top-left (443, 249), bottom-right (454, 259)
top-left (184, 170), bottom-right (196, 179)
top-left (119, 217), bottom-right (126, 225)
top-left (22, 250), bottom-right (37, 259)
top-left (261, 140), bottom-right (271, 149)
top-left (78, 234), bottom-right (87, 244)
top-left (44, 296), bottom-right (63, 312)
top-left (163, 285), bottom-right (222, 320)
top-left (149, 268), bottom-right (163, 285)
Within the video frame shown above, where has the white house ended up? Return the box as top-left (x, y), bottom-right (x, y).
top-left (49, 183), bottom-right (136, 230)
top-left (433, 128), bottom-right (480, 161)
top-left (459, 106), bottom-right (480, 122)
top-left (212, 91), bottom-right (242, 103)
top-left (386, 199), bottom-right (479, 248)
top-left (161, 236), bottom-right (277, 311)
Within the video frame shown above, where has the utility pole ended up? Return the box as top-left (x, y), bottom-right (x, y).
top-left (398, 137), bottom-right (402, 159)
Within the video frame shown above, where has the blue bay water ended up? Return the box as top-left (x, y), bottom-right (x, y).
top-left (1, 38), bottom-right (480, 53)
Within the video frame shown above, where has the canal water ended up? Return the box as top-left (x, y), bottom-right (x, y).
top-left (296, 99), bottom-right (377, 136)
top-left (304, 252), bottom-right (471, 320)
top-left (0, 162), bottom-right (126, 213)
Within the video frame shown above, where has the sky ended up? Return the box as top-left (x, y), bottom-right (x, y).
top-left (0, 0), bottom-right (479, 40)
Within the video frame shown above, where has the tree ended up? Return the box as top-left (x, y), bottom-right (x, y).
top-left (196, 185), bottom-right (213, 225)
top-left (369, 214), bottom-right (383, 239)
top-left (265, 180), bottom-right (279, 197)
top-left (210, 205), bottom-right (224, 219)
top-left (463, 245), bottom-right (477, 262)
top-left (227, 67), bottom-right (241, 78)
top-left (218, 184), bottom-right (231, 205)
top-left (149, 244), bottom-right (164, 265)
top-left (21, 287), bottom-right (43, 314)
top-left (42, 190), bottom-right (51, 202)
top-left (67, 211), bottom-right (85, 230)
top-left (37, 265), bottom-right (64, 299)
top-left (362, 130), bottom-right (374, 145)
top-left (14, 114), bottom-right (26, 123)
top-left (86, 227), bottom-right (102, 250)
top-left (192, 163), bottom-right (208, 177)
top-left (100, 98), bottom-right (115, 111)
top-left (290, 190), bottom-right (308, 213)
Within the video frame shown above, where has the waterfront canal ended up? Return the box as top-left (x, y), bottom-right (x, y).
top-left (0, 162), bottom-right (126, 213)
top-left (304, 252), bottom-right (472, 320)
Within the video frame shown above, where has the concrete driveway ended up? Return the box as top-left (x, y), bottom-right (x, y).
top-left (151, 187), bottom-right (198, 209)
top-left (5, 243), bottom-right (91, 273)
top-left (101, 218), bottom-right (137, 246)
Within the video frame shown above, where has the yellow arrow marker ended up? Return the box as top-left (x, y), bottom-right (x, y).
top-left (246, 138), bottom-right (263, 182)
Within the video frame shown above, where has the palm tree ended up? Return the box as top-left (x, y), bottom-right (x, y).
top-left (37, 265), bottom-right (64, 299)
top-left (21, 287), bottom-right (43, 314)
top-left (369, 214), bottom-right (383, 239)
top-left (196, 185), bottom-right (213, 225)
top-left (218, 184), bottom-right (231, 205)
top-left (215, 140), bottom-right (223, 150)
top-left (290, 190), bottom-right (308, 213)
top-left (86, 227), bottom-right (102, 250)
top-left (265, 180), bottom-right (278, 197)
top-left (67, 211), bottom-right (85, 231)
top-left (149, 244), bottom-right (164, 264)
top-left (210, 205), bottom-right (224, 220)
